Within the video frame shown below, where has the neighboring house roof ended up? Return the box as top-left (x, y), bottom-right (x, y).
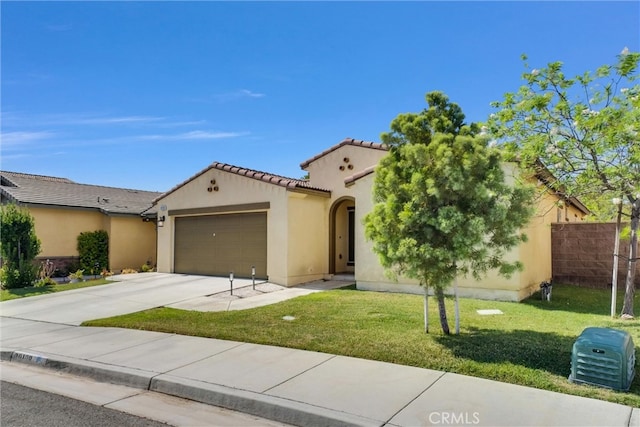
top-left (299, 137), bottom-right (387, 170)
top-left (153, 161), bottom-right (331, 204)
top-left (0, 171), bottom-right (161, 216)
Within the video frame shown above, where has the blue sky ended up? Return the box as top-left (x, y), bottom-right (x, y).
top-left (2, 1), bottom-right (638, 192)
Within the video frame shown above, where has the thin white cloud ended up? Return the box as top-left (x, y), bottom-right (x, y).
top-left (2, 112), bottom-right (164, 127)
top-left (1, 131), bottom-right (56, 146)
top-left (191, 89), bottom-right (266, 103)
top-left (139, 131), bottom-right (249, 141)
top-left (0, 153), bottom-right (32, 160)
top-left (55, 115), bottom-right (165, 125)
top-left (1, 113), bottom-right (247, 151)
top-left (157, 120), bottom-right (207, 128)
top-left (239, 89), bottom-right (265, 98)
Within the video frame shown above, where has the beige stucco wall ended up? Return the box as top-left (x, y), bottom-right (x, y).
top-left (516, 178), bottom-right (588, 299)
top-left (108, 215), bottom-right (157, 272)
top-left (305, 144), bottom-right (387, 202)
top-left (30, 207), bottom-right (105, 257)
top-left (156, 145), bottom-right (387, 286)
top-left (154, 143), bottom-right (588, 299)
top-left (155, 167), bottom-right (291, 285)
top-left (286, 192), bottom-right (329, 285)
top-left (305, 144), bottom-right (386, 277)
top-left (350, 162), bottom-right (581, 302)
top-left (29, 206), bottom-right (155, 272)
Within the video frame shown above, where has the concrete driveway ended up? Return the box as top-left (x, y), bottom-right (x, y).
top-left (0, 273), bottom-right (256, 325)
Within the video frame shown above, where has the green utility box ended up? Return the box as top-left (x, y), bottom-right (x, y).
top-left (570, 327), bottom-right (635, 391)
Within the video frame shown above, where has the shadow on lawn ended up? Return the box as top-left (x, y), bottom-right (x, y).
top-left (437, 327), bottom-right (574, 377)
top-left (520, 284), bottom-right (640, 316)
top-left (2, 286), bottom-right (56, 299)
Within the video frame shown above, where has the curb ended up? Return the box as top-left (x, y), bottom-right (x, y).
top-left (9, 350), bottom-right (153, 389)
top-left (4, 349), bottom-right (377, 427)
top-left (151, 375), bottom-right (378, 427)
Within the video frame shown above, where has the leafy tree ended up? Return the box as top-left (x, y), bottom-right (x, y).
top-left (364, 91), bottom-right (534, 334)
top-left (77, 230), bottom-right (109, 275)
top-left (487, 50), bottom-right (640, 318)
top-left (0, 204), bottom-right (41, 288)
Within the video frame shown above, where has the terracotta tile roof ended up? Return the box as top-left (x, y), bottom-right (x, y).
top-left (153, 161), bottom-right (330, 203)
top-left (0, 171), bottom-right (161, 216)
top-left (300, 137), bottom-right (387, 169)
top-left (344, 165), bottom-right (377, 187)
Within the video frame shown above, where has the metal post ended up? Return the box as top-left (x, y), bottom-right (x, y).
top-left (229, 271), bottom-right (234, 296)
top-left (611, 199), bottom-right (623, 318)
top-left (251, 265), bottom-right (256, 290)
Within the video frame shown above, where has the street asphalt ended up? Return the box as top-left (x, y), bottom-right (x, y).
top-left (1, 273), bottom-right (638, 426)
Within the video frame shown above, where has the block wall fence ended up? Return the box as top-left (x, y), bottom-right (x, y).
top-left (551, 222), bottom-right (639, 288)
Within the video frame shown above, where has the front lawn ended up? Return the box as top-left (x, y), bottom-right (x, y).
top-left (83, 284), bottom-right (640, 407)
top-left (1, 278), bottom-right (112, 301)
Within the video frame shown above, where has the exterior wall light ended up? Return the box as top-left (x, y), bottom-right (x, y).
top-left (158, 215), bottom-right (166, 227)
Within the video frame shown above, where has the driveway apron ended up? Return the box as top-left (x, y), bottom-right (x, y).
top-left (0, 273), bottom-right (251, 325)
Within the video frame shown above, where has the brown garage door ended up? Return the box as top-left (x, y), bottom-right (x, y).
top-left (174, 212), bottom-right (267, 278)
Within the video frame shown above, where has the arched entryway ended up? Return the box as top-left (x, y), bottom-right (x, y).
top-left (329, 197), bottom-right (355, 275)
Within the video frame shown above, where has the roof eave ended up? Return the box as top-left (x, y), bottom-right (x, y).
top-left (531, 161), bottom-right (591, 216)
top-left (300, 137), bottom-right (387, 170)
top-left (0, 200), bottom-right (150, 216)
top-left (287, 187), bottom-right (331, 197)
top-left (344, 165), bottom-right (376, 187)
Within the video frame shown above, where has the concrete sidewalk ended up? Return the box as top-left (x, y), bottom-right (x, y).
top-left (1, 274), bottom-right (638, 426)
top-left (2, 320), bottom-right (638, 426)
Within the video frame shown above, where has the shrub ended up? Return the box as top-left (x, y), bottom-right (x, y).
top-left (57, 260), bottom-right (80, 278)
top-left (121, 268), bottom-right (138, 274)
top-left (39, 259), bottom-right (55, 280)
top-left (0, 204), bottom-right (41, 288)
top-left (35, 277), bottom-right (57, 287)
top-left (77, 230), bottom-right (109, 275)
top-left (68, 269), bottom-right (84, 281)
top-left (140, 263), bottom-right (154, 272)
top-left (0, 262), bottom-right (39, 289)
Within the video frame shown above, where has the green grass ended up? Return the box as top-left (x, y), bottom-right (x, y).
top-left (83, 284), bottom-right (640, 407)
top-left (1, 278), bottom-right (112, 301)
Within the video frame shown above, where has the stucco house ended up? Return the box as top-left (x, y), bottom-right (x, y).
top-left (152, 138), bottom-right (589, 301)
top-left (0, 171), bottom-right (160, 274)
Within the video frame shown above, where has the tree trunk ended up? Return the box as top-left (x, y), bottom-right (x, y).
top-left (621, 199), bottom-right (639, 319)
top-left (454, 277), bottom-right (460, 335)
top-left (423, 284), bottom-right (429, 334)
top-left (611, 201), bottom-right (623, 318)
top-left (435, 286), bottom-right (450, 335)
